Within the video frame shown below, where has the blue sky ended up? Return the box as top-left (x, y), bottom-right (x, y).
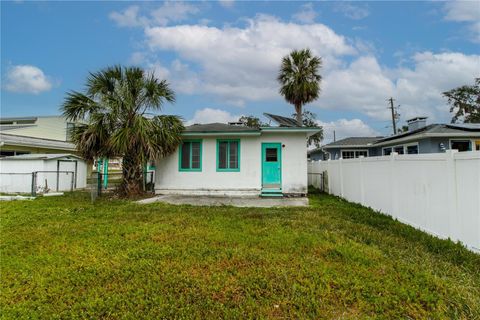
top-left (1, 1), bottom-right (479, 141)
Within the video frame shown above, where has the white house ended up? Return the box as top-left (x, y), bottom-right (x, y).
top-left (155, 116), bottom-right (320, 197)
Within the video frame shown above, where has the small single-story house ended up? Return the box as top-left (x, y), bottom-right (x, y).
top-left (155, 117), bottom-right (320, 197)
top-left (0, 154), bottom-right (87, 194)
top-left (309, 117), bottom-right (480, 160)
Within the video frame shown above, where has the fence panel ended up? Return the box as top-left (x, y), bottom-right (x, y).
top-left (308, 150), bottom-right (480, 253)
top-left (0, 173), bottom-right (33, 194)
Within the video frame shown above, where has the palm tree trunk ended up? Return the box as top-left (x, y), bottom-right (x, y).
top-left (122, 152), bottom-right (144, 196)
top-left (295, 103), bottom-right (303, 126)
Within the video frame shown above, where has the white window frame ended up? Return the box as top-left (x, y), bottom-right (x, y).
top-left (393, 145), bottom-right (405, 154)
top-left (404, 142), bottom-right (420, 154)
top-left (449, 139), bottom-right (474, 152)
top-left (340, 149), bottom-right (369, 159)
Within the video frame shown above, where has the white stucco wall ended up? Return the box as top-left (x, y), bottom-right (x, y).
top-left (155, 132), bottom-right (308, 196)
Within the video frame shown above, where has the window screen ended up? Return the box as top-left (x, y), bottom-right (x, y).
top-left (266, 148), bottom-right (277, 162)
top-left (180, 141), bottom-right (201, 170)
top-left (218, 140), bottom-right (239, 170)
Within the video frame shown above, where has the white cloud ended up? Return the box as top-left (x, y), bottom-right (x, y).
top-left (114, 9), bottom-right (478, 127)
top-left (444, 0), bottom-right (480, 22)
top-left (317, 118), bottom-right (380, 144)
top-left (317, 52), bottom-right (480, 123)
top-left (334, 3), bottom-right (370, 20)
top-left (219, 0), bottom-right (235, 8)
top-left (144, 14), bottom-right (356, 105)
top-left (186, 108), bottom-right (241, 125)
top-left (109, 2), bottom-right (199, 28)
top-left (4, 65), bottom-right (53, 94)
top-left (109, 6), bottom-right (148, 27)
top-left (292, 3), bottom-right (317, 24)
top-left (443, 0), bottom-right (480, 42)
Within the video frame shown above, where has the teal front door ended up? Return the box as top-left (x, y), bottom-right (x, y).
top-left (262, 143), bottom-right (282, 189)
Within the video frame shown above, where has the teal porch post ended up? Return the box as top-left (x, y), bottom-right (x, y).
top-left (102, 158), bottom-right (109, 189)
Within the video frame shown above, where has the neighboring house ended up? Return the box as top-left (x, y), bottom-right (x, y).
top-left (309, 117), bottom-right (480, 160)
top-left (155, 116), bottom-right (321, 197)
top-left (0, 133), bottom-right (76, 157)
top-left (0, 116), bottom-right (79, 157)
top-left (0, 116), bottom-right (77, 141)
top-left (309, 137), bottom-right (382, 161)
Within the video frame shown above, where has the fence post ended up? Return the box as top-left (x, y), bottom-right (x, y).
top-left (446, 150), bottom-right (459, 242)
top-left (70, 172), bottom-right (74, 192)
top-left (390, 152), bottom-right (398, 218)
top-left (31, 172), bottom-right (37, 197)
top-left (339, 158), bottom-right (344, 198)
top-left (326, 159), bottom-right (331, 194)
top-left (359, 156), bottom-right (365, 205)
top-left (97, 171), bottom-right (102, 196)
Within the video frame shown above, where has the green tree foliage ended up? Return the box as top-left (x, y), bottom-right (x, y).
top-left (61, 66), bottom-right (184, 196)
top-left (238, 115), bottom-right (269, 128)
top-left (278, 48), bottom-right (322, 126)
top-left (292, 110), bottom-right (323, 148)
top-left (443, 78), bottom-right (480, 123)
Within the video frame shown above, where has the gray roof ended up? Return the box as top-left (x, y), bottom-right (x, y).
top-left (377, 124), bottom-right (480, 143)
top-left (0, 133), bottom-right (75, 151)
top-left (184, 123), bottom-right (260, 133)
top-left (263, 113), bottom-right (298, 127)
top-left (0, 125), bottom-right (37, 131)
top-left (0, 153), bottom-right (82, 161)
top-left (322, 137), bottom-right (384, 148)
top-left (0, 116), bottom-right (38, 121)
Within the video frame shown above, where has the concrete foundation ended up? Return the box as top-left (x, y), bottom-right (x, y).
top-left (137, 195), bottom-right (308, 207)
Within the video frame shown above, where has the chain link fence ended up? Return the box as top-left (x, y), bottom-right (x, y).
top-left (0, 171), bottom-right (75, 196)
top-left (89, 171), bottom-right (155, 202)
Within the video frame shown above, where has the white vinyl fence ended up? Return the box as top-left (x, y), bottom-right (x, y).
top-left (308, 150), bottom-right (480, 253)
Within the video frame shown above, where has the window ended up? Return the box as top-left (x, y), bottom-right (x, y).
top-left (451, 140), bottom-right (471, 152)
top-left (66, 123), bottom-right (75, 141)
top-left (406, 144), bottom-right (419, 154)
top-left (394, 146), bottom-right (404, 154)
top-left (383, 147), bottom-right (392, 156)
top-left (355, 150), bottom-right (368, 158)
top-left (341, 150), bottom-right (368, 159)
top-left (341, 151), bottom-right (355, 159)
top-left (179, 140), bottom-right (202, 171)
top-left (217, 140), bottom-right (240, 171)
top-left (0, 150), bottom-right (15, 157)
top-left (265, 148), bottom-right (278, 162)
top-left (475, 140), bottom-right (480, 151)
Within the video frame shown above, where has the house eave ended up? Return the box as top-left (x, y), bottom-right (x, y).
top-left (373, 132), bottom-right (480, 147)
top-left (181, 131), bottom-right (261, 137)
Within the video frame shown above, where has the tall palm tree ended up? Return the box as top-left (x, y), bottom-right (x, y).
top-left (62, 66), bottom-right (184, 196)
top-left (278, 48), bottom-right (322, 126)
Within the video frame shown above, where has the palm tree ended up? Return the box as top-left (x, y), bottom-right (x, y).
top-left (62, 66), bottom-right (184, 196)
top-left (278, 48), bottom-right (322, 126)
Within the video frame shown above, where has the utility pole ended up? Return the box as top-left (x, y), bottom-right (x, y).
top-left (333, 130), bottom-right (336, 142)
top-left (388, 97), bottom-right (398, 135)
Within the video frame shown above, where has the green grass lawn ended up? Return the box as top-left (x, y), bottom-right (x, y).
top-left (1, 192), bottom-right (479, 319)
